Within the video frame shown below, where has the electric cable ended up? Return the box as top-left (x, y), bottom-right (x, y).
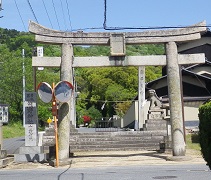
top-left (65, 0), bottom-right (72, 31)
top-left (42, 0), bottom-right (53, 29)
top-left (52, 0), bottom-right (61, 30)
top-left (14, 0), bottom-right (27, 31)
top-left (194, 73), bottom-right (211, 96)
top-left (27, 0), bottom-right (39, 23)
top-left (60, 0), bottom-right (67, 30)
top-left (76, 97), bottom-right (135, 103)
top-left (103, 0), bottom-right (211, 31)
top-left (103, 0), bottom-right (107, 29)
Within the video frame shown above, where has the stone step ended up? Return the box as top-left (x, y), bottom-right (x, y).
top-left (144, 127), bottom-right (166, 131)
top-left (145, 119), bottom-right (167, 124)
top-left (70, 146), bottom-right (160, 152)
top-left (69, 143), bottom-right (160, 152)
top-left (70, 141), bottom-right (162, 147)
top-left (73, 131), bottom-right (167, 137)
top-left (43, 136), bottom-right (164, 147)
top-left (144, 124), bottom-right (166, 129)
top-left (70, 136), bottom-right (164, 142)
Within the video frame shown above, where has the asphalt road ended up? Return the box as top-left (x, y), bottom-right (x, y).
top-left (2, 136), bottom-right (25, 154)
top-left (0, 164), bottom-right (210, 180)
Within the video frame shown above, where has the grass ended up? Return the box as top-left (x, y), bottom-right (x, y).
top-left (186, 133), bottom-right (200, 151)
top-left (2, 121), bottom-right (25, 139)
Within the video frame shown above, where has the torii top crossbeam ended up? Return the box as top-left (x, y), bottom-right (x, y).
top-left (29, 20), bottom-right (207, 45)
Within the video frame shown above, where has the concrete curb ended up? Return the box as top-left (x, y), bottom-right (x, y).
top-left (0, 157), bottom-right (14, 168)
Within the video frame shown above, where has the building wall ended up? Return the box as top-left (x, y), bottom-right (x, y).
top-left (184, 101), bottom-right (204, 121)
top-left (184, 106), bottom-right (199, 121)
top-left (122, 102), bottom-right (136, 128)
top-left (122, 100), bottom-right (150, 129)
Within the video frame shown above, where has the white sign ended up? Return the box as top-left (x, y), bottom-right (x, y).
top-left (37, 46), bottom-right (43, 57)
top-left (0, 105), bottom-right (9, 124)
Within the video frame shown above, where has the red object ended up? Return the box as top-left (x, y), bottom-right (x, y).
top-left (82, 115), bottom-right (91, 123)
top-left (52, 100), bottom-right (57, 116)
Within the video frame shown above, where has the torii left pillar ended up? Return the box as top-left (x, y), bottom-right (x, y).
top-left (58, 43), bottom-right (73, 160)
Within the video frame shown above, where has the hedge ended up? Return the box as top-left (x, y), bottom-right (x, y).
top-left (198, 101), bottom-right (211, 169)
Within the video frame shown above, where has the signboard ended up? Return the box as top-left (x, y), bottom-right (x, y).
top-left (37, 46), bottom-right (43, 57)
top-left (0, 104), bottom-right (9, 124)
top-left (37, 46), bottom-right (44, 70)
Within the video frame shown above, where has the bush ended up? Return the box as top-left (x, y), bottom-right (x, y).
top-left (198, 101), bottom-right (211, 169)
top-left (191, 134), bottom-right (199, 143)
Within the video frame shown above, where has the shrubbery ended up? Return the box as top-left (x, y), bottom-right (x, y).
top-left (198, 101), bottom-right (211, 169)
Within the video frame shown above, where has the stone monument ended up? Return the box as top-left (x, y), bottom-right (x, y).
top-left (14, 92), bottom-right (49, 162)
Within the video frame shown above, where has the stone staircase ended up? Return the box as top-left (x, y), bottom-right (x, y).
top-left (42, 122), bottom-right (168, 152)
top-left (68, 130), bottom-right (167, 152)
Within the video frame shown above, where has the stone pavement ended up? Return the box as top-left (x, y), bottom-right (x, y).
top-left (2, 149), bottom-right (206, 170)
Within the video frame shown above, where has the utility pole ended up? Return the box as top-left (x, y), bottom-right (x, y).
top-left (22, 49), bottom-right (25, 127)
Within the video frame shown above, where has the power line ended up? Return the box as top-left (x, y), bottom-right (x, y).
top-left (59, 0), bottom-right (67, 30)
top-left (65, 0), bottom-right (72, 31)
top-left (102, 0), bottom-right (211, 31)
top-left (103, 0), bottom-right (107, 29)
top-left (76, 97), bottom-right (135, 103)
top-left (52, 0), bottom-right (60, 30)
top-left (42, 0), bottom-right (53, 29)
top-left (14, 0), bottom-right (27, 31)
top-left (193, 73), bottom-right (211, 96)
top-left (27, 0), bottom-right (39, 23)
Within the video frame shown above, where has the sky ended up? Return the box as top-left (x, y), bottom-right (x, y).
top-left (0, 0), bottom-right (211, 32)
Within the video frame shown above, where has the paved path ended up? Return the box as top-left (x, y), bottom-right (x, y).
top-left (2, 137), bottom-right (25, 154)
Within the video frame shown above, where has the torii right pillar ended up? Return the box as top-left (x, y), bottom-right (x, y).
top-left (166, 41), bottom-right (186, 156)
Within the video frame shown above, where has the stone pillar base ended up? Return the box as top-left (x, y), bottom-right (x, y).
top-left (14, 146), bottom-right (49, 163)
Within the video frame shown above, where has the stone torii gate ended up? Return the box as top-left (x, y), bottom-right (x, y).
top-left (29, 21), bottom-right (207, 160)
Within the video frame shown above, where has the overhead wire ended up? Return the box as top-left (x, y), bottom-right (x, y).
top-left (76, 97), bottom-right (135, 103)
top-left (103, 0), bottom-right (107, 29)
top-left (103, 0), bottom-right (211, 31)
top-left (65, 0), bottom-right (72, 31)
top-left (42, 0), bottom-right (53, 29)
top-left (52, 0), bottom-right (61, 30)
top-left (27, 0), bottom-right (39, 24)
top-left (59, 0), bottom-right (67, 30)
top-left (194, 73), bottom-right (211, 96)
top-left (14, 0), bottom-right (27, 31)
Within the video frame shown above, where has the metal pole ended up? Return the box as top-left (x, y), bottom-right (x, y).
top-left (0, 122), bottom-right (2, 150)
top-left (52, 82), bottom-right (59, 167)
top-left (22, 49), bottom-right (25, 127)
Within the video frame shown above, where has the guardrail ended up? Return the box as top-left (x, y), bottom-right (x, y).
top-left (95, 117), bottom-right (120, 132)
